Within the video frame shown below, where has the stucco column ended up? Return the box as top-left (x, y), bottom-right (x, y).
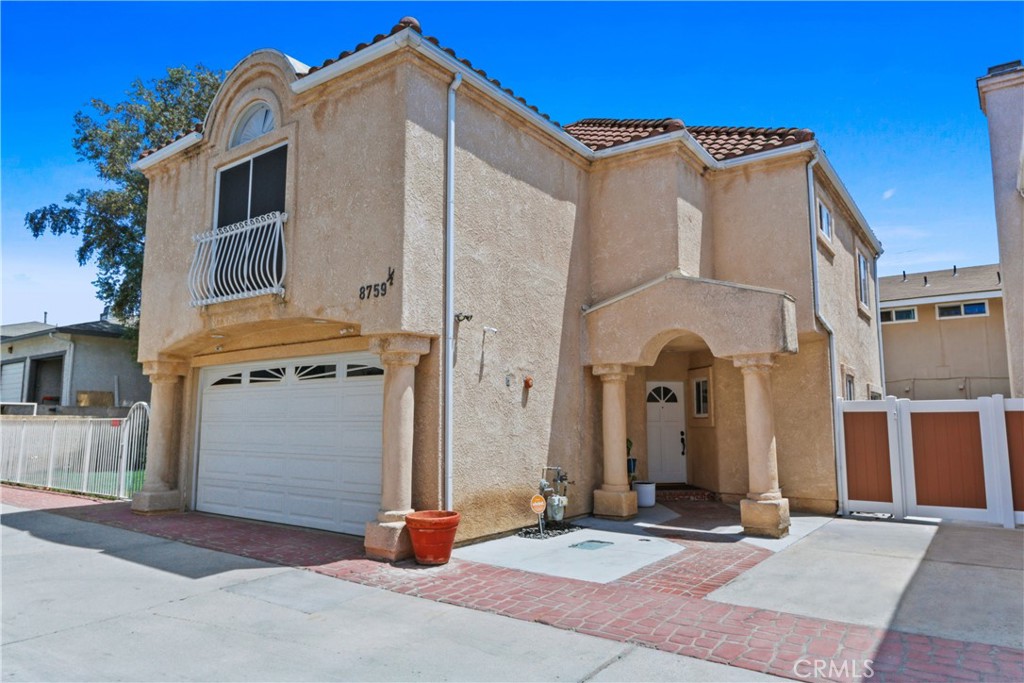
top-left (131, 359), bottom-right (188, 513)
top-left (592, 364), bottom-right (638, 518)
top-left (364, 333), bottom-right (432, 561)
top-left (733, 353), bottom-right (790, 538)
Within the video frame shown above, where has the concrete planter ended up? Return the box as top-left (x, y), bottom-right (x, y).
top-left (633, 482), bottom-right (656, 508)
top-left (405, 510), bottom-right (461, 565)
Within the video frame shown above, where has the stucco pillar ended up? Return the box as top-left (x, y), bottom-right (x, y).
top-left (364, 333), bottom-right (432, 561)
top-left (131, 359), bottom-right (188, 513)
top-left (592, 364), bottom-right (638, 518)
top-left (733, 353), bottom-right (790, 538)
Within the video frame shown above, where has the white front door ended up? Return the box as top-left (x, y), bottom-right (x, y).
top-left (196, 352), bottom-right (383, 536)
top-left (646, 381), bottom-right (686, 483)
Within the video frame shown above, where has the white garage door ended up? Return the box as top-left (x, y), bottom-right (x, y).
top-left (1, 362), bottom-right (25, 402)
top-left (196, 352), bottom-right (383, 535)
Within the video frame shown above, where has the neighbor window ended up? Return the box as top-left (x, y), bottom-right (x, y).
top-left (857, 252), bottom-right (871, 308)
top-left (936, 301), bottom-right (988, 319)
top-left (880, 307), bottom-right (917, 324)
top-left (693, 378), bottom-right (709, 418)
top-left (818, 201), bottom-right (833, 240)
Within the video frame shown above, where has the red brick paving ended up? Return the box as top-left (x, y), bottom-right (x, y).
top-left (4, 485), bottom-right (1022, 683)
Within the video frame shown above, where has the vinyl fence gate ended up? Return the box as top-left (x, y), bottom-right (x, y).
top-left (0, 402), bottom-right (150, 499)
top-left (837, 395), bottom-right (1023, 528)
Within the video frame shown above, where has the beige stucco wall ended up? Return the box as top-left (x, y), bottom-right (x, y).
top-left (882, 297), bottom-right (1011, 399)
top-left (137, 42), bottom-right (882, 541)
top-left (979, 67), bottom-right (1024, 397)
top-left (814, 176), bottom-right (883, 399)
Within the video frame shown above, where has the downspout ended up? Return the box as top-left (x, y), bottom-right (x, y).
top-left (873, 255), bottom-right (886, 393)
top-left (805, 152), bottom-right (846, 516)
top-left (443, 73), bottom-right (463, 511)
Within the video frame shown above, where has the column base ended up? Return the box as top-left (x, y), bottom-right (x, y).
top-left (364, 520), bottom-right (413, 562)
top-left (131, 489), bottom-right (181, 513)
top-left (740, 497), bottom-right (790, 538)
top-left (593, 489), bottom-right (638, 519)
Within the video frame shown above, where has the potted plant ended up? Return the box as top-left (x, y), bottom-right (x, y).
top-left (404, 510), bottom-right (461, 565)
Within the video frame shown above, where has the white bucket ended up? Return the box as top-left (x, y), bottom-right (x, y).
top-left (633, 481), bottom-right (656, 508)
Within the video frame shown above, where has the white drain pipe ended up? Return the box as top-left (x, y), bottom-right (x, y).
top-left (443, 73), bottom-right (463, 511)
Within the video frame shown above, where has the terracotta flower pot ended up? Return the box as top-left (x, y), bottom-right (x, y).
top-left (405, 510), bottom-right (461, 565)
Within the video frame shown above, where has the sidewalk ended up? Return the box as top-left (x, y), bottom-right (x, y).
top-left (3, 485), bottom-right (1022, 682)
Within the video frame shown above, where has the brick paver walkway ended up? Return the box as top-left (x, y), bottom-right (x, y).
top-left (3, 485), bottom-right (1022, 683)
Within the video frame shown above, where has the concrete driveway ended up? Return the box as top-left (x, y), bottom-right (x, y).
top-left (708, 517), bottom-right (1024, 650)
top-left (1, 501), bottom-right (781, 682)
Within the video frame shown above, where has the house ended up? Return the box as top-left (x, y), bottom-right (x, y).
top-left (129, 17), bottom-right (882, 560)
top-left (879, 265), bottom-right (1010, 399)
top-left (1, 316), bottom-right (150, 413)
top-left (977, 61), bottom-right (1024, 398)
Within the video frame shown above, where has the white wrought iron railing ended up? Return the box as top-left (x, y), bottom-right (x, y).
top-left (188, 211), bottom-right (287, 307)
top-left (0, 402), bottom-right (150, 499)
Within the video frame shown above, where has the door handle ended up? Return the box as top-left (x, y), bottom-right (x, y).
top-left (680, 431), bottom-right (686, 457)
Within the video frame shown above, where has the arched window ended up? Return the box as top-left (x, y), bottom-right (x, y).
top-left (230, 103), bottom-right (275, 148)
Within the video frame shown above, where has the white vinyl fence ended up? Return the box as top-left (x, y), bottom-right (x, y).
top-left (1, 402), bottom-right (149, 499)
top-left (837, 395), bottom-right (1023, 528)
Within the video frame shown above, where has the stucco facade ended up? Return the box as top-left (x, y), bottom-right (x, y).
top-left (1, 319), bottom-right (150, 411)
top-left (880, 265), bottom-right (1010, 399)
top-left (978, 61), bottom-right (1024, 398)
top-left (131, 19), bottom-right (882, 557)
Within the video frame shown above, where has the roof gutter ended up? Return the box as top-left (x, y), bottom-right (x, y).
top-left (132, 132), bottom-right (203, 172)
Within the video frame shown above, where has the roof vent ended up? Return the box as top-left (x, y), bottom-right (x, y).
top-left (923, 276), bottom-right (929, 287)
top-left (997, 271), bottom-right (1002, 284)
top-left (953, 265), bottom-right (958, 277)
top-left (397, 16), bottom-right (421, 32)
top-left (902, 270), bottom-right (907, 282)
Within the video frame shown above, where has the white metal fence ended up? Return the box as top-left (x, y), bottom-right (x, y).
top-left (1, 402), bottom-right (150, 499)
top-left (188, 211), bottom-right (287, 307)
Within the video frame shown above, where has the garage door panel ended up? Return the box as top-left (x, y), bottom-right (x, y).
top-left (196, 353), bottom-right (383, 536)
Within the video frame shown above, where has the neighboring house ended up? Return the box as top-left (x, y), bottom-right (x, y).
top-left (130, 17), bottom-right (882, 559)
top-left (1, 316), bottom-right (150, 412)
top-left (978, 61), bottom-right (1024, 398)
top-left (879, 265), bottom-right (1010, 399)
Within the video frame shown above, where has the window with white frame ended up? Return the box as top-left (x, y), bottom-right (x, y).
top-left (936, 301), bottom-right (988, 319)
top-left (880, 307), bottom-right (917, 324)
top-left (857, 252), bottom-right (871, 308)
top-left (845, 373), bottom-right (856, 400)
top-left (230, 103), bottom-right (275, 148)
top-left (693, 378), bottom-right (709, 418)
top-left (818, 201), bottom-right (833, 240)
top-left (217, 144), bottom-right (287, 228)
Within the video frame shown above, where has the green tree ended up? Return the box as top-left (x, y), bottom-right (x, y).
top-left (25, 65), bottom-right (223, 325)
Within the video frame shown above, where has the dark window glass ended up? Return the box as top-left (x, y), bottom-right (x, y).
top-left (346, 364), bottom-right (384, 377)
top-left (250, 146), bottom-right (287, 218)
top-left (937, 305), bottom-right (961, 318)
top-left (250, 368), bottom-right (285, 383)
top-left (212, 373), bottom-right (242, 386)
top-left (963, 302), bottom-right (987, 316)
top-left (217, 162), bottom-right (250, 228)
top-left (880, 310), bottom-right (893, 323)
top-left (894, 308), bottom-right (916, 321)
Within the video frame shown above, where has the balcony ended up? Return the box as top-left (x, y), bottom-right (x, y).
top-left (188, 211), bottom-right (287, 307)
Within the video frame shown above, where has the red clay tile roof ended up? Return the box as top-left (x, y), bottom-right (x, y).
top-left (139, 18), bottom-right (816, 165)
top-left (139, 123), bottom-right (204, 160)
top-left (562, 118), bottom-right (685, 150)
top-left (687, 126), bottom-right (815, 161)
top-left (563, 120), bottom-right (816, 159)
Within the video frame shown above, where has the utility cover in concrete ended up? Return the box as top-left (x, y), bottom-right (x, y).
top-left (452, 529), bottom-right (683, 583)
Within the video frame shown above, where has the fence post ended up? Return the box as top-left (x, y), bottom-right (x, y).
top-left (984, 395), bottom-right (1015, 529)
top-left (15, 418), bottom-right (28, 482)
top-left (45, 421), bottom-right (58, 488)
top-left (80, 419), bottom-right (95, 493)
top-left (835, 396), bottom-right (849, 516)
top-left (892, 397), bottom-right (911, 520)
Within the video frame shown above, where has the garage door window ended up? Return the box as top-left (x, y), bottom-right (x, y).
top-left (249, 367), bottom-right (285, 383)
top-left (211, 372), bottom-right (242, 387)
top-left (296, 364), bottom-right (337, 381)
top-left (347, 363), bottom-right (384, 378)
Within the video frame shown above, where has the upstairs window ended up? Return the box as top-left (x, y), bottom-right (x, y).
top-left (216, 144), bottom-right (287, 228)
top-left (857, 252), bottom-right (871, 308)
top-left (880, 307), bottom-right (917, 324)
top-left (937, 301), bottom-right (988, 319)
top-left (818, 201), bottom-right (833, 240)
top-left (230, 103), bottom-right (275, 148)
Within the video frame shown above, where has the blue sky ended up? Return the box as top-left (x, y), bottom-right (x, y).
top-left (2, 1), bottom-right (1021, 325)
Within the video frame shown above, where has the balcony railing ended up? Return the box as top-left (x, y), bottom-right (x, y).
top-left (188, 211), bottom-right (287, 307)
